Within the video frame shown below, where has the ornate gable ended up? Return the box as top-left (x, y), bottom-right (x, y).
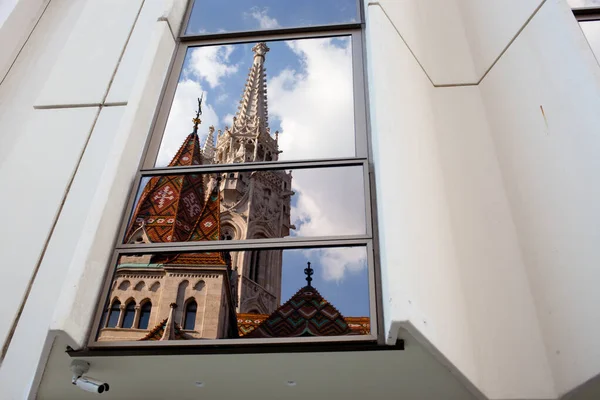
top-left (242, 286), bottom-right (357, 338)
top-left (124, 132), bottom-right (208, 244)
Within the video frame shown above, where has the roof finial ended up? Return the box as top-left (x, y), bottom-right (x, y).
top-left (304, 262), bottom-right (314, 287)
top-left (192, 94), bottom-right (203, 134)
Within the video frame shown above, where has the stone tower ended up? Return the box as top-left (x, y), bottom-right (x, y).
top-left (211, 42), bottom-right (294, 314)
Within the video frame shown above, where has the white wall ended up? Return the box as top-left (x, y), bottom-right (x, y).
top-left (368, 0), bottom-right (600, 398)
top-left (0, 0), bottom-right (185, 398)
top-left (367, 2), bottom-right (479, 387)
top-left (480, 0), bottom-right (600, 395)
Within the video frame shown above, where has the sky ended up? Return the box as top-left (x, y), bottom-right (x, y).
top-left (186, 0), bottom-right (358, 35)
top-left (150, 4), bottom-right (369, 317)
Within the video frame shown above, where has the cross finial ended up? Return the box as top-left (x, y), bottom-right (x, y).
top-left (304, 262), bottom-right (314, 287)
top-left (192, 94), bottom-right (203, 134)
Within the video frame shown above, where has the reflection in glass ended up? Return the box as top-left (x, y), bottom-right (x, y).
top-left (97, 247), bottom-right (370, 342)
top-left (156, 37), bottom-right (355, 166)
top-left (184, 300), bottom-right (198, 330)
top-left (106, 300), bottom-right (120, 328)
top-left (138, 302), bottom-right (152, 329)
top-left (122, 301), bottom-right (136, 328)
top-left (124, 165), bottom-right (365, 245)
top-left (186, 0), bottom-right (357, 35)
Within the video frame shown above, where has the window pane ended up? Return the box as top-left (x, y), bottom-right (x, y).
top-left (97, 246), bottom-right (371, 342)
top-left (138, 302), bottom-right (152, 329)
top-left (154, 37), bottom-right (355, 166)
top-left (106, 301), bottom-right (120, 328)
top-left (122, 302), bottom-right (136, 328)
top-left (123, 166), bottom-right (366, 244)
top-left (568, 0), bottom-right (600, 8)
top-left (185, 0), bottom-right (358, 35)
top-left (581, 21), bottom-right (600, 58)
top-left (184, 301), bottom-right (198, 330)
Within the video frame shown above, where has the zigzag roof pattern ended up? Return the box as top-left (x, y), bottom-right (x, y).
top-left (242, 285), bottom-right (362, 338)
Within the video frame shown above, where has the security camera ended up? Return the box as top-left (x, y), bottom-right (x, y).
top-left (70, 360), bottom-right (110, 394)
top-left (74, 376), bottom-right (110, 393)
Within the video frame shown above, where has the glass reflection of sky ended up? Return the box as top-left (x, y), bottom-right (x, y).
top-left (156, 37), bottom-right (355, 168)
top-left (186, 0), bottom-right (358, 35)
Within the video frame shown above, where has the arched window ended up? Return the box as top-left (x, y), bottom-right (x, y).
top-left (106, 300), bottom-right (121, 328)
top-left (183, 300), bottom-right (197, 330)
top-left (122, 301), bottom-right (136, 328)
top-left (138, 301), bottom-right (152, 329)
top-left (134, 281), bottom-right (145, 291)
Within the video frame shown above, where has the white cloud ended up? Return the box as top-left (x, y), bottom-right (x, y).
top-left (222, 113), bottom-right (234, 127)
top-left (269, 37), bottom-right (354, 160)
top-left (186, 45), bottom-right (239, 88)
top-left (156, 79), bottom-right (219, 167)
top-left (247, 8), bottom-right (280, 29)
top-left (305, 247), bottom-right (367, 282)
top-left (216, 93), bottom-right (229, 104)
top-left (265, 36), bottom-right (365, 281)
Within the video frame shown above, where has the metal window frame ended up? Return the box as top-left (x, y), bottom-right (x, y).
top-left (85, 0), bottom-right (385, 351)
top-left (573, 7), bottom-right (600, 21)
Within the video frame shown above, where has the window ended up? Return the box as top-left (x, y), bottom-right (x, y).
top-left (183, 300), bottom-right (198, 330)
top-left (91, 0), bottom-right (378, 347)
top-left (138, 301), bottom-right (152, 330)
top-left (122, 301), bottom-right (136, 328)
top-left (106, 300), bottom-right (121, 328)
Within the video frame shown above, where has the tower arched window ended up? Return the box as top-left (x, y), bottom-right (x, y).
top-left (106, 300), bottom-right (121, 328)
top-left (183, 300), bottom-right (198, 330)
top-left (138, 301), bottom-right (152, 329)
top-left (122, 301), bottom-right (136, 328)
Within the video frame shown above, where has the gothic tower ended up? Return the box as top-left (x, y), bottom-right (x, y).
top-left (211, 42), bottom-right (294, 315)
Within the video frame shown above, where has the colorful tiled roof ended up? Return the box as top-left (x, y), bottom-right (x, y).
top-left (345, 316), bottom-right (371, 335)
top-left (237, 313), bottom-right (269, 336)
top-left (124, 132), bottom-right (218, 244)
top-left (241, 286), bottom-right (363, 338)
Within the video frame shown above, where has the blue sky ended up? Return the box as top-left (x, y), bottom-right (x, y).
top-left (186, 0), bottom-right (358, 35)
top-left (281, 247), bottom-right (370, 317)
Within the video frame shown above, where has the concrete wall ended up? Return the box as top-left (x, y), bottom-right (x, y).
top-left (480, 0), bottom-right (600, 394)
top-left (0, 0), bottom-right (186, 398)
top-left (369, 0), bottom-right (600, 398)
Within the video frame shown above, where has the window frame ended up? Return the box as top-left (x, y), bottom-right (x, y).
top-left (87, 0), bottom-right (384, 350)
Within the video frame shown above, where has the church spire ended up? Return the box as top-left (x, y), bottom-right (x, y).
top-left (202, 126), bottom-right (216, 161)
top-left (233, 42), bottom-right (270, 135)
